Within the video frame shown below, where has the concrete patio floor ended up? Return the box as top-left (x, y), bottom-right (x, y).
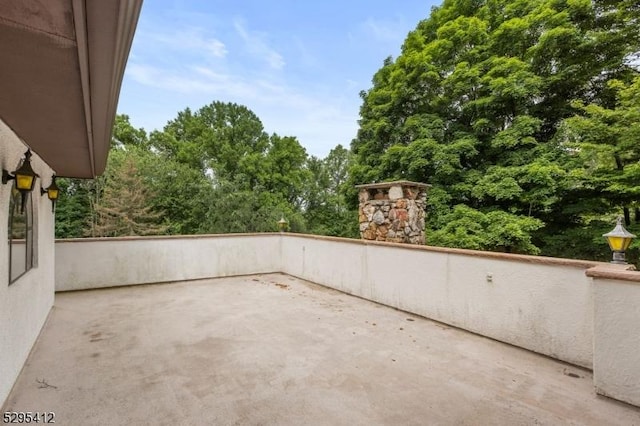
top-left (3, 274), bottom-right (640, 425)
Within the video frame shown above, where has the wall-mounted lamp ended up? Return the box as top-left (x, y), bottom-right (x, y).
top-left (2, 149), bottom-right (39, 213)
top-left (41, 174), bottom-right (60, 212)
top-left (277, 217), bottom-right (288, 233)
top-left (603, 216), bottom-right (636, 264)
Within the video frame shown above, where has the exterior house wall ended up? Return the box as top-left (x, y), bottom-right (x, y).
top-left (0, 120), bottom-right (56, 407)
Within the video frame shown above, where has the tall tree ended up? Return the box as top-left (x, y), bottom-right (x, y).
top-left (89, 150), bottom-right (168, 237)
top-left (149, 101), bottom-right (315, 234)
top-left (150, 102), bottom-right (270, 186)
top-left (112, 114), bottom-right (148, 148)
top-left (261, 134), bottom-right (310, 207)
top-left (561, 76), bottom-right (640, 224)
top-left (54, 178), bottom-right (95, 238)
top-left (304, 145), bottom-right (358, 237)
top-left (350, 0), bottom-right (640, 256)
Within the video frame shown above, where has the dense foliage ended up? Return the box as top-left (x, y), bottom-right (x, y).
top-left (56, 0), bottom-right (640, 263)
top-left (350, 0), bottom-right (640, 259)
top-left (55, 110), bottom-right (358, 239)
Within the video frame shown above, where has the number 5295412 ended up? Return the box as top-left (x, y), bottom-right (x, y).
top-left (2, 412), bottom-right (55, 423)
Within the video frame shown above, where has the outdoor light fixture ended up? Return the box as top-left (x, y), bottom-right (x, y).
top-left (3, 149), bottom-right (39, 213)
top-left (603, 216), bottom-right (636, 264)
top-left (277, 217), bottom-right (288, 233)
top-left (41, 174), bottom-right (60, 212)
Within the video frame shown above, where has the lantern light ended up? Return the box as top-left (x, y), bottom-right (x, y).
top-left (603, 216), bottom-right (636, 264)
top-left (41, 174), bottom-right (60, 212)
top-left (3, 149), bottom-right (39, 213)
top-left (277, 217), bottom-right (288, 233)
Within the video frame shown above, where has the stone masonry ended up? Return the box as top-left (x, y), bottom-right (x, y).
top-left (356, 181), bottom-right (430, 244)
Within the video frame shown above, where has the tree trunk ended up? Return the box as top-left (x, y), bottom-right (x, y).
top-left (624, 206), bottom-right (631, 226)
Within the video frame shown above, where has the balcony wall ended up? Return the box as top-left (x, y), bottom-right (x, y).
top-left (55, 234), bottom-right (281, 291)
top-left (280, 235), bottom-right (600, 368)
top-left (56, 233), bottom-right (601, 369)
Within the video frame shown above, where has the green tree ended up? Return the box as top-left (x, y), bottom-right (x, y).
top-left (350, 0), bottom-right (640, 256)
top-left (138, 153), bottom-right (214, 235)
top-left (561, 76), bottom-right (640, 224)
top-left (261, 134), bottom-right (310, 206)
top-left (54, 178), bottom-right (95, 238)
top-left (112, 114), bottom-right (148, 148)
top-left (304, 145), bottom-right (358, 237)
top-left (429, 205), bottom-right (543, 254)
top-left (150, 102), bottom-right (270, 185)
top-left (149, 101), bottom-right (315, 234)
top-left (202, 185), bottom-right (306, 234)
top-left (57, 115), bottom-right (152, 238)
top-left (57, 113), bottom-right (217, 238)
top-left (548, 76), bottom-right (640, 261)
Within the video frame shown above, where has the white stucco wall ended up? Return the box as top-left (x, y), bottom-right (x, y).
top-left (0, 120), bottom-right (56, 408)
top-left (591, 267), bottom-right (640, 406)
top-left (280, 235), bottom-right (598, 368)
top-left (55, 234), bottom-right (282, 291)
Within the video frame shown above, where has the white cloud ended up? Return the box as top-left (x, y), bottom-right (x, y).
top-left (233, 19), bottom-right (285, 70)
top-left (205, 39), bottom-right (228, 58)
top-left (293, 37), bottom-right (318, 67)
top-left (360, 17), bottom-right (406, 43)
top-left (127, 63), bottom-right (256, 98)
top-left (124, 60), bottom-right (358, 156)
top-left (120, 13), bottom-right (364, 157)
top-left (140, 26), bottom-right (228, 60)
top-left (127, 62), bottom-right (315, 108)
top-left (346, 79), bottom-right (359, 91)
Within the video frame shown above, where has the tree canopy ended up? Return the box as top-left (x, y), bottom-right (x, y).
top-left (56, 107), bottom-right (357, 239)
top-left (349, 0), bottom-right (640, 257)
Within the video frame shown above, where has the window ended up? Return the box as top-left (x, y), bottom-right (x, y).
top-left (8, 182), bottom-right (35, 284)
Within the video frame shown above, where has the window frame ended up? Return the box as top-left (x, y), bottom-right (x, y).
top-left (8, 181), bottom-right (36, 285)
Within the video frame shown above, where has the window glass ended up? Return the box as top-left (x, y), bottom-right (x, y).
top-left (8, 183), bottom-right (34, 284)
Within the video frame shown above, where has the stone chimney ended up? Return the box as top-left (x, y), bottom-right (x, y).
top-left (356, 180), bottom-right (430, 244)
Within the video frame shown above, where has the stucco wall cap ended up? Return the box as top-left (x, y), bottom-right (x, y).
top-left (56, 233), bottom-right (610, 270)
top-left (586, 264), bottom-right (640, 283)
top-left (56, 233), bottom-right (282, 243)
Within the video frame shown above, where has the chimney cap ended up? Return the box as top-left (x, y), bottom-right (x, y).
top-left (355, 180), bottom-right (431, 190)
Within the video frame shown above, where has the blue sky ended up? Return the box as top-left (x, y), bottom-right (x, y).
top-left (118, 1), bottom-right (439, 158)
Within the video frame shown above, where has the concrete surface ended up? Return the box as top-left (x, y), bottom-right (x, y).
top-left (3, 274), bottom-right (639, 425)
